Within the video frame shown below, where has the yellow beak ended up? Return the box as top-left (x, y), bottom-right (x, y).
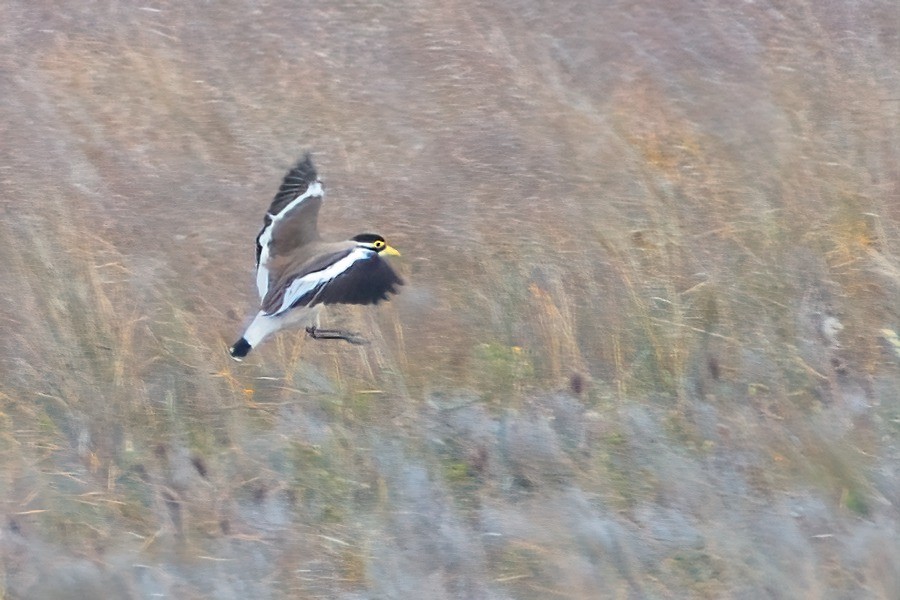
top-left (383, 245), bottom-right (401, 257)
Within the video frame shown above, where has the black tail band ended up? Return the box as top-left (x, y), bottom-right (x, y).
top-left (229, 338), bottom-right (252, 360)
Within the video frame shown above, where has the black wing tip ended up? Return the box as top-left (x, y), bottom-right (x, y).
top-left (268, 151), bottom-right (323, 214)
top-left (229, 338), bottom-right (252, 360)
top-left (380, 277), bottom-right (404, 302)
top-left (287, 152), bottom-right (317, 183)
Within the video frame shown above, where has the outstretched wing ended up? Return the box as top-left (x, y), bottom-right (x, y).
top-left (312, 254), bottom-right (403, 307)
top-left (255, 153), bottom-right (324, 299)
top-left (262, 248), bottom-right (403, 316)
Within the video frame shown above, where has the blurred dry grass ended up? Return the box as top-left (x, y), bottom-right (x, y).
top-left (1, 0), bottom-right (899, 598)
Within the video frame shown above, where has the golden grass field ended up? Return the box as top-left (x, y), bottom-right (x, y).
top-left (1, 1), bottom-right (899, 598)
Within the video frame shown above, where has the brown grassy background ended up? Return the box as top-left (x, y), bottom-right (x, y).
top-left (1, 1), bottom-right (899, 598)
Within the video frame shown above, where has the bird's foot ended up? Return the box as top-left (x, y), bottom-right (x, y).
top-left (306, 326), bottom-right (367, 345)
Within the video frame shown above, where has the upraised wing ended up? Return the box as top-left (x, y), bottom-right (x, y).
top-left (255, 154), bottom-right (324, 299)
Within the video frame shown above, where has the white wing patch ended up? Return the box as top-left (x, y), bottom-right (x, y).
top-left (256, 259), bottom-right (271, 301)
top-left (255, 181), bottom-right (324, 300)
top-left (272, 247), bottom-right (373, 316)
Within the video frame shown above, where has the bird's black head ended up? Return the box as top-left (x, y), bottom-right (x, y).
top-left (352, 233), bottom-right (401, 256)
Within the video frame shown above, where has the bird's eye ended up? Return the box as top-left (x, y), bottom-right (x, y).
top-left (375, 241), bottom-right (384, 248)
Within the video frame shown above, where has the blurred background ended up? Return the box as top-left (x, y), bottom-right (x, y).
top-left (1, 1), bottom-right (899, 598)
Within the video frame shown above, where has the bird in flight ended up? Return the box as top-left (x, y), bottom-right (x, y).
top-left (229, 154), bottom-right (403, 360)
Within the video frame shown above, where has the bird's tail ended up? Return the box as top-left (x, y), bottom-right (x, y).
top-left (229, 311), bottom-right (284, 361)
top-left (229, 338), bottom-right (252, 361)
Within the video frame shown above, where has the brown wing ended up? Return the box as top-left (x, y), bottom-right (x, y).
top-left (255, 154), bottom-right (324, 264)
top-left (255, 154), bottom-right (324, 299)
top-left (261, 247), bottom-right (356, 315)
top-left (261, 249), bottom-right (403, 316)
